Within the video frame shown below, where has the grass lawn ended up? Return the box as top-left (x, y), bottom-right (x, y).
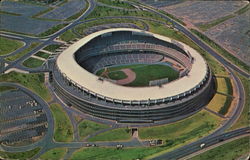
top-left (75, 18), bottom-right (145, 36)
top-left (38, 23), bottom-right (68, 37)
top-left (207, 93), bottom-right (227, 113)
top-left (0, 86), bottom-right (16, 92)
top-left (59, 29), bottom-right (79, 42)
top-left (78, 120), bottom-right (109, 140)
top-left (5, 42), bottom-right (40, 62)
top-left (50, 103), bottom-right (73, 142)
top-left (0, 72), bottom-right (51, 102)
top-left (139, 110), bottom-right (221, 143)
top-left (39, 148), bottom-right (67, 160)
top-left (22, 57), bottom-right (44, 68)
top-left (98, 0), bottom-right (135, 9)
top-left (0, 148), bottom-right (40, 160)
top-left (43, 44), bottom-right (61, 52)
top-left (35, 51), bottom-right (50, 59)
top-left (190, 136), bottom-right (250, 160)
top-left (191, 29), bottom-right (249, 73)
top-left (216, 77), bottom-right (232, 95)
top-left (88, 128), bottom-right (131, 142)
top-left (85, 6), bottom-right (166, 22)
top-left (71, 147), bottom-right (163, 160)
top-left (229, 73), bottom-right (250, 130)
top-left (0, 37), bottom-right (24, 56)
top-left (97, 64), bottom-right (179, 87)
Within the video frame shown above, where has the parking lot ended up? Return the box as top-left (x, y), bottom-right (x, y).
top-left (0, 89), bottom-right (48, 146)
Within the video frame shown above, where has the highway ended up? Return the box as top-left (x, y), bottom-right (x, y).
top-left (152, 127), bottom-right (250, 160)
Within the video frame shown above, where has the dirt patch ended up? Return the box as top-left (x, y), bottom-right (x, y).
top-left (116, 69), bottom-right (136, 85)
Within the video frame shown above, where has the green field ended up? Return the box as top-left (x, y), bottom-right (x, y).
top-left (0, 37), bottom-right (24, 56)
top-left (22, 57), bottom-right (44, 68)
top-left (74, 18), bottom-right (145, 36)
top-left (0, 148), bottom-right (40, 160)
top-left (139, 110), bottom-right (221, 143)
top-left (85, 6), bottom-right (166, 22)
top-left (88, 128), bottom-right (131, 142)
top-left (39, 148), bottom-right (67, 160)
top-left (50, 103), bottom-right (73, 142)
top-left (216, 77), bottom-right (232, 95)
top-left (98, 0), bottom-right (135, 9)
top-left (78, 120), bottom-right (109, 140)
top-left (97, 64), bottom-right (179, 87)
top-left (35, 51), bottom-right (50, 59)
top-left (71, 147), bottom-right (163, 160)
top-left (190, 136), bottom-right (250, 160)
top-left (59, 29), bottom-right (79, 42)
top-left (5, 42), bottom-right (41, 62)
top-left (43, 44), bottom-right (61, 52)
top-left (0, 72), bottom-right (51, 102)
top-left (207, 93), bottom-right (227, 113)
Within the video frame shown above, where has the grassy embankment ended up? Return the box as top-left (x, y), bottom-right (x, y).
top-left (50, 103), bottom-right (73, 142)
top-left (0, 37), bottom-right (24, 56)
top-left (0, 148), bottom-right (40, 160)
top-left (5, 42), bottom-right (41, 62)
top-left (78, 120), bottom-right (109, 140)
top-left (39, 148), bottom-right (67, 160)
top-left (0, 72), bottom-right (51, 102)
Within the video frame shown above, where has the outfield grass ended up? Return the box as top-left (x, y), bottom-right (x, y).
top-left (78, 120), bottom-right (109, 140)
top-left (0, 86), bottom-right (16, 92)
top-left (85, 6), bottom-right (167, 22)
top-left (0, 148), bottom-right (40, 160)
top-left (71, 147), bottom-right (163, 160)
top-left (75, 18), bottom-right (145, 36)
top-left (190, 136), bottom-right (250, 160)
top-left (50, 103), bottom-right (73, 142)
top-left (108, 70), bottom-right (128, 80)
top-left (35, 51), bottom-right (50, 59)
top-left (207, 93), bottom-right (227, 113)
top-left (139, 110), bottom-right (221, 143)
top-left (88, 128), bottom-right (131, 142)
top-left (191, 29), bottom-right (249, 73)
top-left (229, 73), bottom-right (250, 130)
top-left (22, 57), bottom-right (44, 68)
top-left (43, 44), bottom-right (61, 52)
top-left (0, 37), bottom-right (24, 56)
top-left (38, 23), bottom-right (68, 37)
top-left (5, 42), bottom-right (40, 62)
top-left (98, 0), bottom-right (135, 9)
top-left (39, 148), bottom-right (67, 160)
top-left (97, 64), bottom-right (179, 87)
top-left (0, 72), bottom-right (51, 102)
top-left (59, 29), bottom-right (79, 42)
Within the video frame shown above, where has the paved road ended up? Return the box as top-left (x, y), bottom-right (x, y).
top-left (152, 127), bottom-right (250, 160)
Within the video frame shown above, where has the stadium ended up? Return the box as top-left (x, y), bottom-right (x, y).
top-left (51, 28), bottom-right (215, 123)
